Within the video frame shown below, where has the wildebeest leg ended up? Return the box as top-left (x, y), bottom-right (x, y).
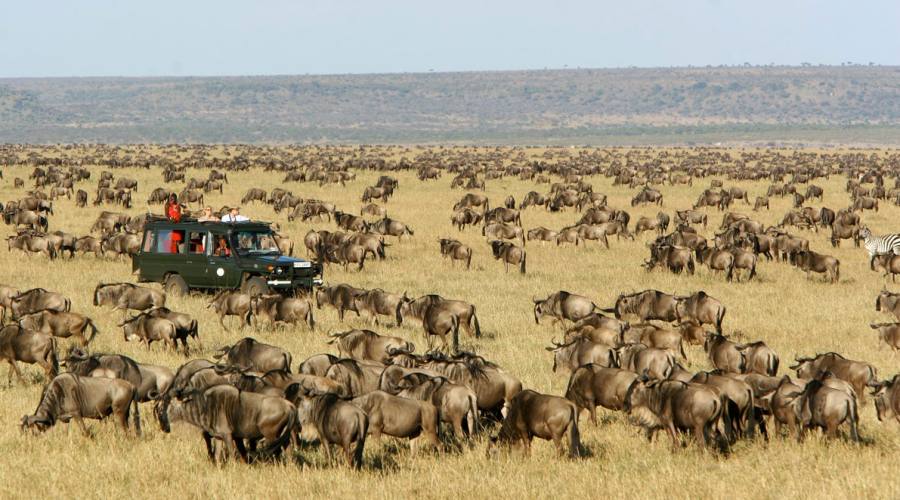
top-left (589, 405), bottom-right (598, 426)
top-left (203, 432), bottom-right (215, 461)
top-left (219, 313), bottom-right (230, 333)
top-left (7, 360), bottom-right (24, 385)
top-left (226, 434), bottom-right (247, 463)
top-left (665, 422), bottom-right (679, 451)
top-left (74, 415), bottom-right (91, 437)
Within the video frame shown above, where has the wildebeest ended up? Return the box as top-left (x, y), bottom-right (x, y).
top-left (251, 294), bottom-right (315, 330)
top-left (796, 374), bottom-right (860, 442)
top-left (634, 212), bottom-right (670, 236)
top-left (120, 314), bottom-right (178, 351)
top-left (690, 371), bottom-right (755, 441)
top-left (324, 358), bottom-right (383, 397)
top-left (674, 291), bottom-right (726, 334)
top-left (675, 209), bottom-right (708, 228)
top-left (9, 288), bottom-right (71, 321)
top-left (791, 352), bottom-right (878, 403)
top-left (489, 390), bottom-right (581, 458)
top-left (327, 329), bottom-right (414, 364)
top-left (285, 385), bottom-right (367, 468)
top-left (17, 310), bottom-right (98, 347)
top-left (606, 289), bottom-right (677, 322)
top-left (208, 290), bottom-right (252, 331)
top-left (351, 390), bottom-right (440, 453)
top-left (453, 193), bottom-right (489, 213)
top-left (624, 377), bottom-right (723, 449)
top-left (372, 217), bottom-right (413, 239)
top-left (872, 375), bottom-right (900, 424)
top-left (753, 196), bottom-right (769, 211)
top-left (631, 187), bottom-right (663, 206)
top-left (397, 294), bottom-right (482, 352)
top-left (703, 333), bottom-right (745, 373)
top-left (94, 283), bottom-right (166, 316)
top-left (241, 188), bottom-right (267, 204)
top-left (565, 364), bottom-right (638, 424)
top-left (20, 373), bottom-right (140, 436)
top-left (438, 238), bottom-right (473, 269)
top-left (397, 373), bottom-right (479, 438)
top-left (213, 337), bottom-right (292, 374)
top-left (160, 384), bottom-right (296, 463)
top-left (483, 222), bottom-right (525, 245)
top-left (875, 289), bottom-right (900, 320)
top-left (315, 283), bottom-right (366, 322)
top-left (489, 240), bottom-right (526, 274)
top-left (644, 243), bottom-right (695, 275)
top-left (450, 208), bottom-right (483, 230)
top-left (872, 254), bottom-right (900, 282)
top-left (741, 341), bottom-right (780, 376)
top-left (616, 343), bottom-right (677, 380)
top-left (534, 291), bottom-right (602, 326)
top-left (0, 325), bottom-right (58, 383)
top-left (789, 249), bottom-right (840, 283)
top-left (546, 337), bottom-right (616, 373)
top-left (484, 207), bottom-right (522, 226)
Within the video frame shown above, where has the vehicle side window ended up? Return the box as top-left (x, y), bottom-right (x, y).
top-left (142, 231), bottom-right (157, 252)
top-left (212, 234), bottom-right (231, 257)
top-left (153, 229), bottom-right (186, 254)
top-left (188, 231), bottom-right (206, 254)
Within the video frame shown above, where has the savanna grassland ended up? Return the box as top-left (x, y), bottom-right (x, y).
top-left (1, 145), bottom-right (899, 500)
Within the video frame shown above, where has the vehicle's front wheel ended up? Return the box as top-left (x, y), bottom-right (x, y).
top-left (242, 276), bottom-right (269, 296)
top-left (165, 274), bottom-right (189, 297)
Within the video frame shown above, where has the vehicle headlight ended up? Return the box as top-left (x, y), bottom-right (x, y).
top-left (275, 267), bottom-right (284, 274)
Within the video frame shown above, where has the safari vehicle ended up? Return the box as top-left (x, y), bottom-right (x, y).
top-left (132, 216), bottom-right (322, 296)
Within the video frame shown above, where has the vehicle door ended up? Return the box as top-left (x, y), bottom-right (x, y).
top-left (181, 229), bottom-right (212, 287)
top-left (208, 232), bottom-right (240, 288)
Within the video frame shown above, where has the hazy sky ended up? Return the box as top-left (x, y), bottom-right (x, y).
top-left (1, 0), bottom-right (897, 78)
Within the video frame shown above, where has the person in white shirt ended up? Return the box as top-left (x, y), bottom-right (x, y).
top-left (221, 207), bottom-right (249, 223)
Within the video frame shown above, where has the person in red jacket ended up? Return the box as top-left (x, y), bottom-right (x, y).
top-left (165, 194), bottom-right (182, 223)
top-left (165, 194), bottom-right (183, 253)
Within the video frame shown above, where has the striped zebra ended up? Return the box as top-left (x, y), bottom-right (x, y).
top-left (860, 227), bottom-right (900, 269)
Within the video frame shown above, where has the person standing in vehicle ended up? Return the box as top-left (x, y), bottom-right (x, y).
top-left (165, 194), bottom-right (182, 223)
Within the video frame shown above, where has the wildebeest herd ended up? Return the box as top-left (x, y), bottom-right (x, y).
top-left (2, 144), bottom-right (900, 476)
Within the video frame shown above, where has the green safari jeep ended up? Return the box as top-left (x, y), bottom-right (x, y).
top-left (132, 217), bottom-right (322, 296)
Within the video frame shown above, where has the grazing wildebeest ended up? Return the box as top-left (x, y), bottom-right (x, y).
top-left (453, 193), bottom-right (489, 213)
top-left (789, 250), bottom-right (840, 283)
top-left (315, 283), bottom-right (366, 322)
top-left (349, 288), bottom-right (404, 326)
top-left (20, 373), bottom-right (140, 436)
top-left (450, 208), bottom-right (483, 230)
top-left (872, 254), bottom-right (900, 282)
top-left (690, 371), bottom-right (755, 441)
top-left (488, 390), bottom-right (581, 458)
top-left (791, 352), bottom-right (878, 403)
top-left (94, 283), bottom-right (165, 317)
top-left (161, 384), bottom-right (296, 463)
top-left (631, 187), bottom-right (663, 207)
top-left (519, 191), bottom-right (549, 210)
top-left (634, 212), bottom-right (670, 236)
top-left (438, 238), bottom-right (473, 269)
top-left (10, 288), bottom-right (70, 321)
top-left (565, 365), bottom-right (638, 424)
top-left (351, 390), bottom-right (440, 453)
top-left (623, 377), bottom-right (723, 450)
top-left (213, 337), bottom-right (292, 374)
top-left (324, 358), bottom-right (383, 397)
top-left (140, 308), bottom-right (199, 354)
top-left (534, 291), bottom-right (602, 326)
top-left (675, 209), bottom-right (708, 229)
top-left (526, 227), bottom-right (558, 243)
top-left (207, 290), bottom-right (252, 331)
top-left (753, 196), bottom-right (769, 211)
top-left (7, 232), bottom-right (57, 259)
top-left (372, 217), bottom-right (414, 239)
top-left (251, 294), bottom-right (314, 330)
top-left (546, 337), bottom-right (617, 373)
top-left (876, 289), bottom-right (900, 320)
top-left (241, 188), bottom-right (267, 204)
top-left (0, 325), bottom-right (58, 383)
top-left (327, 329), bottom-right (414, 364)
top-left (423, 353), bottom-right (522, 417)
top-left (675, 291), bottom-right (726, 334)
top-left (284, 385), bottom-right (367, 468)
top-left (489, 240), bottom-right (526, 274)
top-left (397, 373), bottom-right (479, 438)
top-left (484, 207), bottom-right (522, 226)
top-left (17, 310), bottom-right (98, 347)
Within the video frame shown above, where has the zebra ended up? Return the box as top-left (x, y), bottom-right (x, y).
top-left (860, 227), bottom-right (900, 270)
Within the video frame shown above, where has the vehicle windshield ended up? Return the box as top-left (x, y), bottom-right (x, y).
top-left (232, 230), bottom-right (280, 255)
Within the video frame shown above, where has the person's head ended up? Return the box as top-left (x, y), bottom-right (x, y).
top-left (168, 194), bottom-right (177, 204)
top-left (203, 206), bottom-right (213, 216)
top-left (217, 237), bottom-right (227, 247)
top-left (230, 207), bottom-right (239, 216)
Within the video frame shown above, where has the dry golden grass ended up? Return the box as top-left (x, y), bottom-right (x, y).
top-left (1, 145), bottom-right (899, 499)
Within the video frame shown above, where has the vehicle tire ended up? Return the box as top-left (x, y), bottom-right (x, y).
top-left (242, 276), bottom-right (269, 296)
top-left (165, 274), bottom-right (189, 297)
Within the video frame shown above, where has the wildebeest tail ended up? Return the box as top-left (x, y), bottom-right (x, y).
top-left (568, 404), bottom-right (582, 458)
top-left (283, 352), bottom-right (293, 374)
top-left (85, 318), bottom-right (99, 345)
top-left (47, 337), bottom-right (59, 378)
top-left (307, 306), bottom-right (315, 330)
top-left (687, 257), bottom-right (695, 275)
top-left (451, 314), bottom-right (461, 353)
top-left (716, 305), bottom-right (726, 334)
top-left (353, 411), bottom-right (368, 469)
top-left (48, 245), bottom-right (57, 260)
top-left (132, 387), bottom-right (142, 437)
top-left (64, 298), bottom-right (71, 312)
top-left (466, 248), bottom-right (472, 270)
top-left (520, 252), bottom-right (526, 274)
top-left (261, 409), bottom-right (296, 459)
